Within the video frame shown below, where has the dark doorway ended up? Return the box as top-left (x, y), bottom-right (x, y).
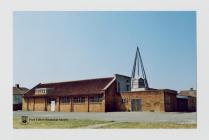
top-left (177, 98), bottom-right (188, 112)
top-left (131, 99), bottom-right (141, 111)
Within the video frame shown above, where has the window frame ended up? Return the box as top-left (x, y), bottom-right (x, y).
top-left (89, 95), bottom-right (103, 103)
top-left (73, 96), bottom-right (85, 103)
top-left (60, 96), bottom-right (70, 104)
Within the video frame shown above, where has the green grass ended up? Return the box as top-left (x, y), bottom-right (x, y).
top-left (13, 117), bottom-right (109, 129)
top-left (101, 122), bottom-right (197, 129)
top-left (13, 117), bottom-right (196, 129)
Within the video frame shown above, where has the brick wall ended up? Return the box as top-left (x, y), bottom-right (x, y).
top-left (23, 95), bottom-right (106, 112)
top-left (89, 102), bottom-right (104, 112)
top-left (22, 98), bottom-right (27, 111)
top-left (105, 81), bottom-right (117, 112)
top-left (59, 103), bottom-right (71, 112)
top-left (34, 98), bottom-right (45, 111)
top-left (72, 96), bottom-right (88, 112)
top-left (116, 90), bottom-right (165, 112)
top-left (188, 96), bottom-right (196, 112)
top-left (28, 98), bottom-right (34, 111)
top-left (22, 88), bottom-right (177, 112)
top-left (164, 92), bottom-right (177, 112)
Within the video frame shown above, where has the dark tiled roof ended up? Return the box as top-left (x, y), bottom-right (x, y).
top-left (24, 77), bottom-right (114, 97)
top-left (13, 87), bottom-right (29, 95)
top-left (178, 90), bottom-right (196, 97)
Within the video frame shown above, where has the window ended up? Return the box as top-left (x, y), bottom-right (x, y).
top-left (73, 97), bottom-right (85, 103)
top-left (60, 97), bottom-right (70, 104)
top-left (121, 98), bottom-right (128, 104)
top-left (35, 88), bottom-right (48, 94)
top-left (89, 95), bottom-right (102, 103)
top-left (13, 95), bottom-right (22, 104)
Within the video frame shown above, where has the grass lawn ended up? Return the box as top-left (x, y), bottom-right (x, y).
top-left (13, 117), bottom-right (110, 129)
top-left (13, 117), bottom-right (196, 129)
top-left (101, 122), bottom-right (197, 129)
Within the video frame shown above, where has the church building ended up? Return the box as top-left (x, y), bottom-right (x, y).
top-left (22, 47), bottom-right (177, 112)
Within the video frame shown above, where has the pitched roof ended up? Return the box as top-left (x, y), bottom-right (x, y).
top-left (178, 89), bottom-right (196, 97)
top-left (24, 77), bottom-right (115, 97)
top-left (13, 87), bottom-right (29, 95)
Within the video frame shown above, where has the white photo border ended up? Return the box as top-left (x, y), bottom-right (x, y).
top-left (0, 0), bottom-right (209, 140)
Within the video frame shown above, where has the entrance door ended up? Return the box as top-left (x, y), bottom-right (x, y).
top-left (51, 100), bottom-right (56, 112)
top-left (131, 99), bottom-right (141, 111)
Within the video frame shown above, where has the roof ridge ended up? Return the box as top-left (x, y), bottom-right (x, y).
top-left (41, 76), bottom-right (114, 85)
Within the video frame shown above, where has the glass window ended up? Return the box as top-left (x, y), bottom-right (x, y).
top-left (35, 88), bottom-right (48, 94)
top-left (61, 97), bottom-right (70, 104)
top-left (73, 97), bottom-right (85, 103)
top-left (89, 95), bottom-right (102, 103)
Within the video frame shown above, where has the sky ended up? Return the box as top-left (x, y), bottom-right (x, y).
top-left (14, 11), bottom-right (196, 91)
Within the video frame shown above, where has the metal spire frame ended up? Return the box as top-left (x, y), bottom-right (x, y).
top-left (131, 46), bottom-right (149, 89)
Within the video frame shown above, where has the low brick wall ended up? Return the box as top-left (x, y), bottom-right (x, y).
top-left (59, 103), bottom-right (71, 112)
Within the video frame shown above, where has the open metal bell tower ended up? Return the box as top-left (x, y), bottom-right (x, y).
top-left (131, 47), bottom-right (149, 91)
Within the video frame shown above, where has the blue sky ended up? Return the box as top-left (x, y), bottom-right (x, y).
top-left (14, 11), bottom-right (196, 91)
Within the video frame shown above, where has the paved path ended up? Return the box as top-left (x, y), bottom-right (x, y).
top-left (80, 122), bottom-right (117, 129)
top-left (13, 111), bottom-right (196, 124)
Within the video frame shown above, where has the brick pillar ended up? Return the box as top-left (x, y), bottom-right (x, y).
top-left (58, 97), bottom-right (60, 112)
top-left (44, 98), bottom-right (47, 111)
top-left (56, 97), bottom-right (60, 112)
top-left (27, 98), bottom-right (29, 111)
top-left (70, 97), bottom-right (73, 112)
top-left (22, 97), bottom-right (28, 111)
top-left (33, 98), bottom-right (35, 111)
top-left (87, 96), bottom-right (89, 112)
top-left (102, 92), bottom-right (106, 112)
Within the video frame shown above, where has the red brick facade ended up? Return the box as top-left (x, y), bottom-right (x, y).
top-left (115, 89), bottom-right (177, 112)
top-left (22, 77), bottom-right (178, 112)
top-left (23, 77), bottom-right (115, 112)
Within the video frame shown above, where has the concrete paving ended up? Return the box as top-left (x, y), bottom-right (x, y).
top-left (13, 111), bottom-right (197, 124)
